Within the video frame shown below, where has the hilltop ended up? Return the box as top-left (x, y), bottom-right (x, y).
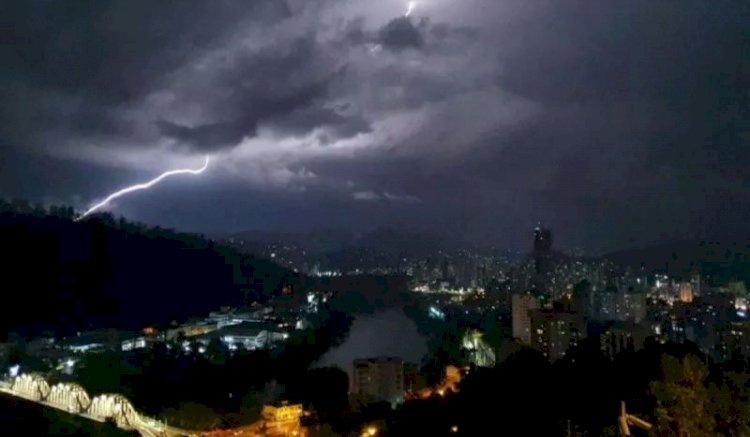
top-left (0, 200), bottom-right (298, 338)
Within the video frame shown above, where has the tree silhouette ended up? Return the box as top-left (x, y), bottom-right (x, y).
top-left (651, 355), bottom-right (716, 436)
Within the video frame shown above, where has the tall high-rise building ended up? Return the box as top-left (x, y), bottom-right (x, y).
top-left (593, 286), bottom-right (620, 321)
top-left (622, 290), bottom-right (647, 323)
top-left (691, 274), bottom-right (702, 298)
top-left (352, 357), bottom-right (404, 404)
top-left (572, 280), bottom-right (594, 319)
top-left (512, 293), bottom-right (541, 345)
top-left (533, 226), bottom-right (553, 254)
top-left (532, 226), bottom-right (554, 296)
top-left (529, 309), bottom-right (585, 360)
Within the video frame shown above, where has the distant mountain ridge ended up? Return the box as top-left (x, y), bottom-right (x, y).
top-left (228, 226), bottom-right (476, 256)
top-left (228, 228), bottom-right (355, 253)
top-left (604, 239), bottom-right (750, 284)
top-left (223, 226), bottom-right (488, 273)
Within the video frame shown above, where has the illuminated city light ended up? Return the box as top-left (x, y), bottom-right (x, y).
top-left (76, 155), bottom-right (210, 221)
top-left (428, 306), bottom-right (446, 320)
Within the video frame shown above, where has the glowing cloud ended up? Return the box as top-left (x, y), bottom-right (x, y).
top-left (405, 1), bottom-right (417, 17)
top-left (75, 156), bottom-right (210, 221)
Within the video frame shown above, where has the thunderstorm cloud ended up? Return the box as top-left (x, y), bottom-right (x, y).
top-left (0, 0), bottom-right (748, 252)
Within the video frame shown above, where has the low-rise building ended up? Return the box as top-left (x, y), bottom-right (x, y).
top-left (61, 329), bottom-right (139, 353)
top-left (197, 321), bottom-right (289, 351)
top-left (165, 322), bottom-right (218, 341)
top-left (718, 321), bottom-right (750, 360)
top-left (207, 306), bottom-right (268, 328)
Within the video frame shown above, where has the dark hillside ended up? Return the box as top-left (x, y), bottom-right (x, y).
top-left (0, 200), bottom-right (297, 338)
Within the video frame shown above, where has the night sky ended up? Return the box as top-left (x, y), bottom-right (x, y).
top-left (0, 1), bottom-right (748, 253)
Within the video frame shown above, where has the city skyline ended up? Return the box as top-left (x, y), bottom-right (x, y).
top-left (1, 1), bottom-right (748, 254)
top-left (2, 168), bottom-right (750, 435)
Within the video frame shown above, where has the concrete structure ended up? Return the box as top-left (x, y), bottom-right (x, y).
top-left (529, 309), bottom-right (585, 360)
top-left (120, 336), bottom-right (159, 351)
top-left (1, 373), bottom-right (186, 435)
top-left (352, 357), bottom-right (404, 404)
top-left (594, 287), bottom-right (619, 321)
top-left (622, 291), bottom-right (647, 323)
top-left (261, 403), bottom-right (304, 437)
top-left (165, 322), bottom-right (218, 341)
top-left (679, 282), bottom-right (695, 303)
top-left (197, 321), bottom-right (288, 351)
top-left (47, 382), bottom-right (91, 413)
top-left (207, 306), bottom-right (268, 328)
top-left (719, 321), bottom-right (750, 359)
top-left (61, 329), bottom-right (134, 353)
top-left (533, 226), bottom-right (553, 254)
top-left (512, 293), bottom-right (540, 345)
top-left (600, 322), bottom-right (651, 357)
top-left (592, 287), bottom-right (646, 323)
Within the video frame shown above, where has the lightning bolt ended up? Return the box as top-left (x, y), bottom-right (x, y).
top-left (75, 155), bottom-right (210, 221)
top-left (405, 1), bottom-right (417, 17)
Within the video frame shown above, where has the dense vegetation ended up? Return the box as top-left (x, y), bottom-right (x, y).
top-left (0, 199), bottom-right (298, 338)
top-left (385, 339), bottom-right (750, 437)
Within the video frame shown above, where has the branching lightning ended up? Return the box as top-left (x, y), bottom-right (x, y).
top-left (405, 1), bottom-right (417, 17)
top-left (75, 155), bottom-right (210, 221)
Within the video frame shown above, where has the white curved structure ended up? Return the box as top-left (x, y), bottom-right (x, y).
top-left (5, 373), bottom-right (181, 435)
top-left (88, 393), bottom-right (139, 427)
top-left (12, 374), bottom-right (51, 401)
top-left (47, 382), bottom-right (92, 413)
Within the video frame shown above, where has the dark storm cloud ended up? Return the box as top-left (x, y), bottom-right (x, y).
top-left (300, 0), bottom-right (749, 252)
top-left (347, 14), bottom-right (477, 54)
top-left (270, 107), bottom-right (371, 140)
top-left (155, 119), bottom-right (253, 152)
top-left (0, 0), bottom-right (291, 103)
top-left (156, 36), bottom-right (353, 151)
top-left (379, 17), bottom-right (425, 50)
top-left (1, 0), bottom-right (749, 253)
top-left (0, 0), bottom-right (294, 155)
top-left (497, 2), bottom-right (749, 105)
top-left (484, 1), bottom-right (750, 250)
